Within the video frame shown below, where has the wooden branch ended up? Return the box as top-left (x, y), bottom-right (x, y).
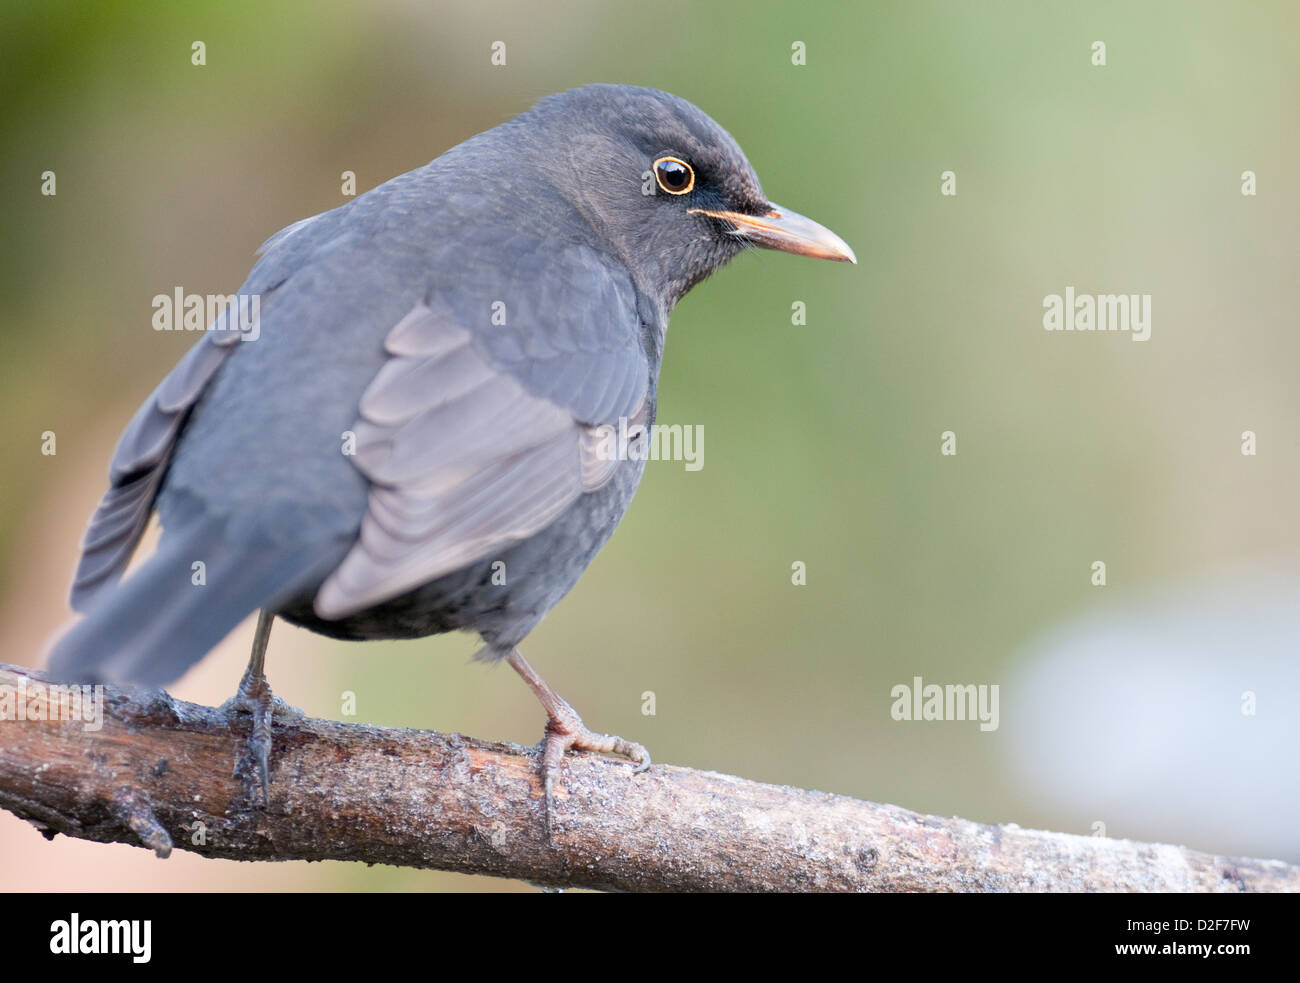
top-left (1, 663), bottom-right (1294, 892)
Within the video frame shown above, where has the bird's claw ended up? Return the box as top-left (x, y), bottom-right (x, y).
top-left (221, 670), bottom-right (275, 806)
top-left (538, 700), bottom-right (650, 839)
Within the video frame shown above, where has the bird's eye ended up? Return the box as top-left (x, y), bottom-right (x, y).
top-left (653, 156), bottom-right (695, 195)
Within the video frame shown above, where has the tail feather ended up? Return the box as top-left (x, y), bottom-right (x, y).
top-left (49, 523), bottom-right (343, 687)
top-left (69, 331), bottom-right (241, 613)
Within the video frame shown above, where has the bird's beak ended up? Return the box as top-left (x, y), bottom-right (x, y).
top-left (689, 203), bottom-right (857, 264)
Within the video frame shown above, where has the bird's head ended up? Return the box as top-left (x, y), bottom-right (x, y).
top-left (522, 84), bottom-right (856, 311)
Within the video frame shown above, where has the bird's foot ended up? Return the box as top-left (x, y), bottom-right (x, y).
top-left (538, 697), bottom-right (650, 839)
top-left (220, 666), bottom-right (276, 806)
top-left (502, 646), bottom-right (650, 839)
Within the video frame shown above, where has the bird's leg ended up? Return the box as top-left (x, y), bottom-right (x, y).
top-left (226, 609), bottom-right (276, 805)
top-left (504, 647), bottom-right (650, 837)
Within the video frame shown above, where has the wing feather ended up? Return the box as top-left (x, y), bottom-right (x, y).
top-left (313, 299), bottom-right (648, 620)
top-left (70, 330), bottom-right (239, 610)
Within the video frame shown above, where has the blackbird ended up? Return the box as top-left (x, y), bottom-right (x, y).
top-left (48, 84), bottom-right (855, 805)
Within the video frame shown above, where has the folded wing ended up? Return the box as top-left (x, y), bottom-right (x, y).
top-left (314, 301), bottom-right (648, 619)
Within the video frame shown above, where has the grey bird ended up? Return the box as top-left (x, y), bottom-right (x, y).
top-left (48, 84), bottom-right (855, 804)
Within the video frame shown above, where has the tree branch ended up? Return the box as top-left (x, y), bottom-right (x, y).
top-left (0, 663), bottom-right (1294, 891)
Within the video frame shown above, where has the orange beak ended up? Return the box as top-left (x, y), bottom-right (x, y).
top-left (689, 203), bottom-right (856, 264)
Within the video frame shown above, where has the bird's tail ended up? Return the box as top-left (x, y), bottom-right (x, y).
top-left (47, 522), bottom-right (343, 687)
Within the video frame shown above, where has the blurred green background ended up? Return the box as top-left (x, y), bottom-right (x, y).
top-left (2, 0), bottom-right (1297, 890)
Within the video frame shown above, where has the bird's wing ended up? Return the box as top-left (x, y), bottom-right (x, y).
top-left (313, 291), bottom-right (649, 620)
top-left (69, 320), bottom-right (246, 611)
top-left (67, 200), bottom-right (338, 615)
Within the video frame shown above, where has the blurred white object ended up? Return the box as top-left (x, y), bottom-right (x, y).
top-left (1004, 571), bottom-right (1300, 862)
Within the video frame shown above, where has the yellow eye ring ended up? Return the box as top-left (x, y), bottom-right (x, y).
top-left (653, 156), bottom-right (695, 195)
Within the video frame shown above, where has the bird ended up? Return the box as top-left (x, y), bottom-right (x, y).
top-left (47, 84), bottom-right (855, 810)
